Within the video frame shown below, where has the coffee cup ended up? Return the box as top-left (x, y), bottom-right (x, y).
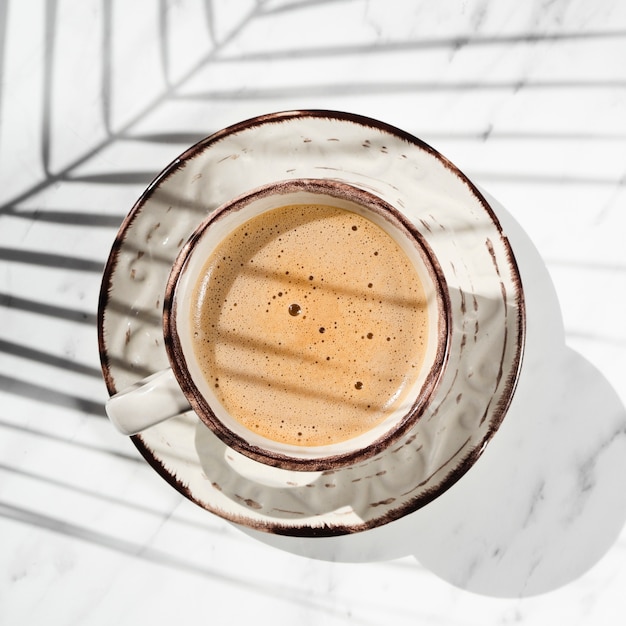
top-left (106, 177), bottom-right (449, 471)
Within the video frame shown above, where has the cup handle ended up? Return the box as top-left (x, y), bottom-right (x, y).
top-left (105, 369), bottom-right (191, 436)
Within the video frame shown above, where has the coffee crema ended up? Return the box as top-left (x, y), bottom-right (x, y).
top-left (190, 203), bottom-right (429, 447)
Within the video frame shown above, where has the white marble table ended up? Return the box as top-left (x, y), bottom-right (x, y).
top-left (2, 1), bottom-right (626, 624)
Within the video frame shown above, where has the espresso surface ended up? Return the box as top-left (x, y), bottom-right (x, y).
top-left (190, 204), bottom-right (429, 447)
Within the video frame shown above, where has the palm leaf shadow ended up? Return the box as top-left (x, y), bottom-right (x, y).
top-left (0, 0), bottom-right (264, 213)
top-left (0, 2), bottom-right (265, 416)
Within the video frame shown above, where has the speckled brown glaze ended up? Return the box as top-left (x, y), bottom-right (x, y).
top-left (98, 110), bottom-right (525, 536)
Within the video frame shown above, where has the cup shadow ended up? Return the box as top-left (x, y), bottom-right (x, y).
top-left (239, 345), bottom-right (626, 597)
top-left (235, 193), bottom-right (626, 597)
top-left (408, 345), bottom-right (626, 597)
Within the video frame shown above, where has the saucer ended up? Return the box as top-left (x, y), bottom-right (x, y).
top-left (98, 110), bottom-right (524, 536)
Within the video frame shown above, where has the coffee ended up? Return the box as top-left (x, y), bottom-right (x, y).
top-left (189, 203), bottom-right (429, 447)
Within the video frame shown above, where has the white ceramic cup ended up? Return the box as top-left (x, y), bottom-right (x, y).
top-left (106, 178), bottom-right (449, 471)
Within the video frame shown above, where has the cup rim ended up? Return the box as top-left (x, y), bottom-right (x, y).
top-left (163, 177), bottom-right (451, 471)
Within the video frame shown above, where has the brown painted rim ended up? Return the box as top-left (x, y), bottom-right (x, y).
top-left (98, 109), bottom-right (526, 536)
top-left (163, 177), bottom-right (451, 471)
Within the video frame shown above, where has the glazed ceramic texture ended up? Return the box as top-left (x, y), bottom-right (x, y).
top-left (98, 110), bottom-right (524, 535)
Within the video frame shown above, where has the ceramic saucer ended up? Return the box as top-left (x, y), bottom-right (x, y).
top-left (98, 110), bottom-right (524, 536)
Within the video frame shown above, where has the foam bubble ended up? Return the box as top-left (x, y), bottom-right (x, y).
top-left (190, 204), bottom-right (429, 447)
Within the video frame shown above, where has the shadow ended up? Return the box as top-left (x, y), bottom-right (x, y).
top-left (472, 171), bottom-right (626, 187)
top-left (233, 260), bottom-right (426, 309)
top-left (0, 373), bottom-right (106, 417)
top-left (261, 0), bottom-right (351, 16)
top-left (63, 172), bottom-right (157, 185)
top-left (3, 207), bottom-right (126, 228)
top-left (176, 78), bottom-right (626, 102)
top-left (202, 0), bottom-right (216, 45)
top-left (103, 355), bottom-right (157, 382)
top-left (41, 0), bottom-right (58, 176)
top-left (105, 296), bottom-right (163, 329)
top-left (101, 0), bottom-right (112, 135)
top-left (545, 258), bottom-right (626, 273)
top-left (0, 501), bottom-right (260, 590)
top-left (0, 338), bottom-right (102, 378)
top-left (0, 1), bottom-right (7, 138)
top-left (158, 0), bottom-right (171, 87)
top-left (0, 461), bottom-right (230, 536)
top-left (407, 345), bottom-right (626, 597)
top-left (0, 418), bottom-right (142, 464)
top-left (0, 248), bottom-right (104, 273)
top-left (0, 292), bottom-right (97, 325)
top-left (215, 27), bottom-right (626, 60)
top-left (0, 0), bottom-right (261, 213)
top-left (566, 329), bottom-right (626, 347)
top-left (425, 130), bottom-right (626, 143)
top-left (0, 499), bottom-right (396, 621)
top-left (123, 131), bottom-right (212, 145)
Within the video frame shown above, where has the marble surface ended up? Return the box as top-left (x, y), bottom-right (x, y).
top-left (1, 0), bottom-right (626, 624)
